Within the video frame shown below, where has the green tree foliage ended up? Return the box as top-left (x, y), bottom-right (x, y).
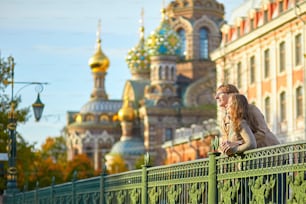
top-left (40, 136), bottom-right (67, 164)
top-left (22, 136), bottom-right (67, 190)
top-left (21, 136), bottom-right (99, 189)
top-left (134, 154), bottom-right (154, 169)
top-left (105, 153), bottom-right (128, 174)
top-left (0, 57), bottom-right (100, 191)
top-left (16, 136), bottom-right (36, 190)
top-left (65, 154), bottom-right (98, 181)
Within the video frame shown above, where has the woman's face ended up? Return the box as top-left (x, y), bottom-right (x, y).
top-left (215, 90), bottom-right (229, 108)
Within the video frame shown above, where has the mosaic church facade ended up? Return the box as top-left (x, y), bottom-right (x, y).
top-left (65, 0), bottom-right (225, 170)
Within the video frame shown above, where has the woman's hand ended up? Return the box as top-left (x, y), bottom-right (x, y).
top-left (220, 140), bottom-right (241, 156)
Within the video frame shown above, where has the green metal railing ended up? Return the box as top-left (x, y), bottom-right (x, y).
top-left (5, 141), bottom-right (306, 204)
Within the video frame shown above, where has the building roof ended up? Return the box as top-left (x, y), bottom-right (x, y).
top-left (228, 0), bottom-right (261, 25)
top-left (80, 98), bottom-right (122, 114)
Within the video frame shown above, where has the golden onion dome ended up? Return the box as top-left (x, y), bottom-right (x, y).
top-left (88, 21), bottom-right (110, 73)
top-left (118, 98), bottom-right (135, 122)
top-left (88, 39), bottom-right (110, 73)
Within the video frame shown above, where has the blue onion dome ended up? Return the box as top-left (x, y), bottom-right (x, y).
top-left (126, 9), bottom-right (150, 77)
top-left (146, 8), bottom-right (181, 56)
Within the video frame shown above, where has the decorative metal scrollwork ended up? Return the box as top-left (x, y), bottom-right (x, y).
top-left (7, 167), bottom-right (17, 175)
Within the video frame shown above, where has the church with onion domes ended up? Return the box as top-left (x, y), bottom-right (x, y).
top-left (65, 0), bottom-right (225, 171)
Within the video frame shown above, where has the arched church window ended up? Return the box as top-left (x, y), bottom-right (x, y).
top-left (199, 27), bottom-right (209, 60)
top-left (159, 65), bottom-right (163, 79)
top-left (85, 114), bottom-right (94, 122)
top-left (152, 87), bottom-right (158, 94)
top-left (163, 87), bottom-right (172, 95)
top-left (171, 66), bottom-right (175, 80)
top-left (100, 114), bottom-right (109, 122)
top-left (165, 65), bottom-right (169, 80)
top-left (177, 28), bottom-right (186, 60)
top-left (85, 146), bottom-right (93, 158)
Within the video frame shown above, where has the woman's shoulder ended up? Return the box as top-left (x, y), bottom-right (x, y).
top-left (239, 119), bottom-right (250, 128)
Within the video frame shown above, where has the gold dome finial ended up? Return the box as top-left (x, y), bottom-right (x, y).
top-left (139, 8), bottom-right (145, 39)
top-left (161, 0), bottom-right (166, 21)
top-left (97, 19), bottom-right (101, 43)
top-left (88, 19), bottom-right (110, 73)
top-left (118, 97), bottom-right (135, 122)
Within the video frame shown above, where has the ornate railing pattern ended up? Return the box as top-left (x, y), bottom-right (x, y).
top-left (4, 141), bottom-right (306, 204)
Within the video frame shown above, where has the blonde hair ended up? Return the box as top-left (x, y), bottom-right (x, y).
top-left (228, 94), bottom-right (257, 132)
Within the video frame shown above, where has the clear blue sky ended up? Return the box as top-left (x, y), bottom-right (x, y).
top-left (0, 0), bottom-right (244, 149)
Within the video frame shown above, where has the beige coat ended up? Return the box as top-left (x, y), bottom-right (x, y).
top-left (248, 104), bottom-right (280, 147)
top-left (220, 104), bottom-right (280, 149)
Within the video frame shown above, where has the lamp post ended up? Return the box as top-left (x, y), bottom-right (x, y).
top-left (5, 56), bottom-right (47, 193)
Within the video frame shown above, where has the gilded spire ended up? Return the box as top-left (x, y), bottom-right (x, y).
top-left (161, 0), bottom-right (166, 21)
top-left (96, 19), bottom-right (102, 49)
top-left (88, 19), bottom-right (110, 73)
top-left (88, 20), bottom-right (109, 100)
top-left (139, 8), bottom-right (145, 40)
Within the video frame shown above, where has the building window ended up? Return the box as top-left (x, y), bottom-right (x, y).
top-left (296, 86), bottom-right (303, 117)
top-left (85, 146), bottom-right (93, 159)
top-left (224, 68), bottom-right (229, 84)
top-left (159, 66), bottom-right (162, 79)
top-left (265, 97), bottom-right (271, 123)
top-left (280, 91), bottom-right (286, 122)
top-left (295, 34), bottom-right (302, 66)
top-left (177, 28), bottom-right (186, 60)
top-left (279, 1), bottom-right (283, 13)
top-left (237, 62), bottom-right (242, 88)
top-left (264, 49), bottom-right (270, 78)
top-left (250, 56), bottom-right (256, 84)
top-left (165, 128), bottom-right (173, 141)
top-left (74, 148), bottom-right (79, 156)
top-left (199, 27), bottom-right (209, 60)
top-left (85, 114), bottom-right (94, 121)
top-left (264, 9), bottom-right (268, 23)
top-left (100, 115), bottom-right (109, 122)
top-left (250, 19), bottom-right (254, 31)
top-left (279, 41), bottom-right (286, 72)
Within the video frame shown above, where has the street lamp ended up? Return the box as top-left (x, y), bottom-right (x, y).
top-left (5, 56), bottom-right (48, 193)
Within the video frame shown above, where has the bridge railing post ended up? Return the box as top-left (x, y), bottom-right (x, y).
top-left (208, 152), bottom-right (220, 204)
top-left (141, 153), bottom-right (151, 204)
top-left (51, 176), bottom-right (55, 204)
top-left (100, 162), bottom-right (107, 204)
top-left (35, 181), bottom-right (39, 204)
top-left (72, 171), bottom-right (77, 204)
